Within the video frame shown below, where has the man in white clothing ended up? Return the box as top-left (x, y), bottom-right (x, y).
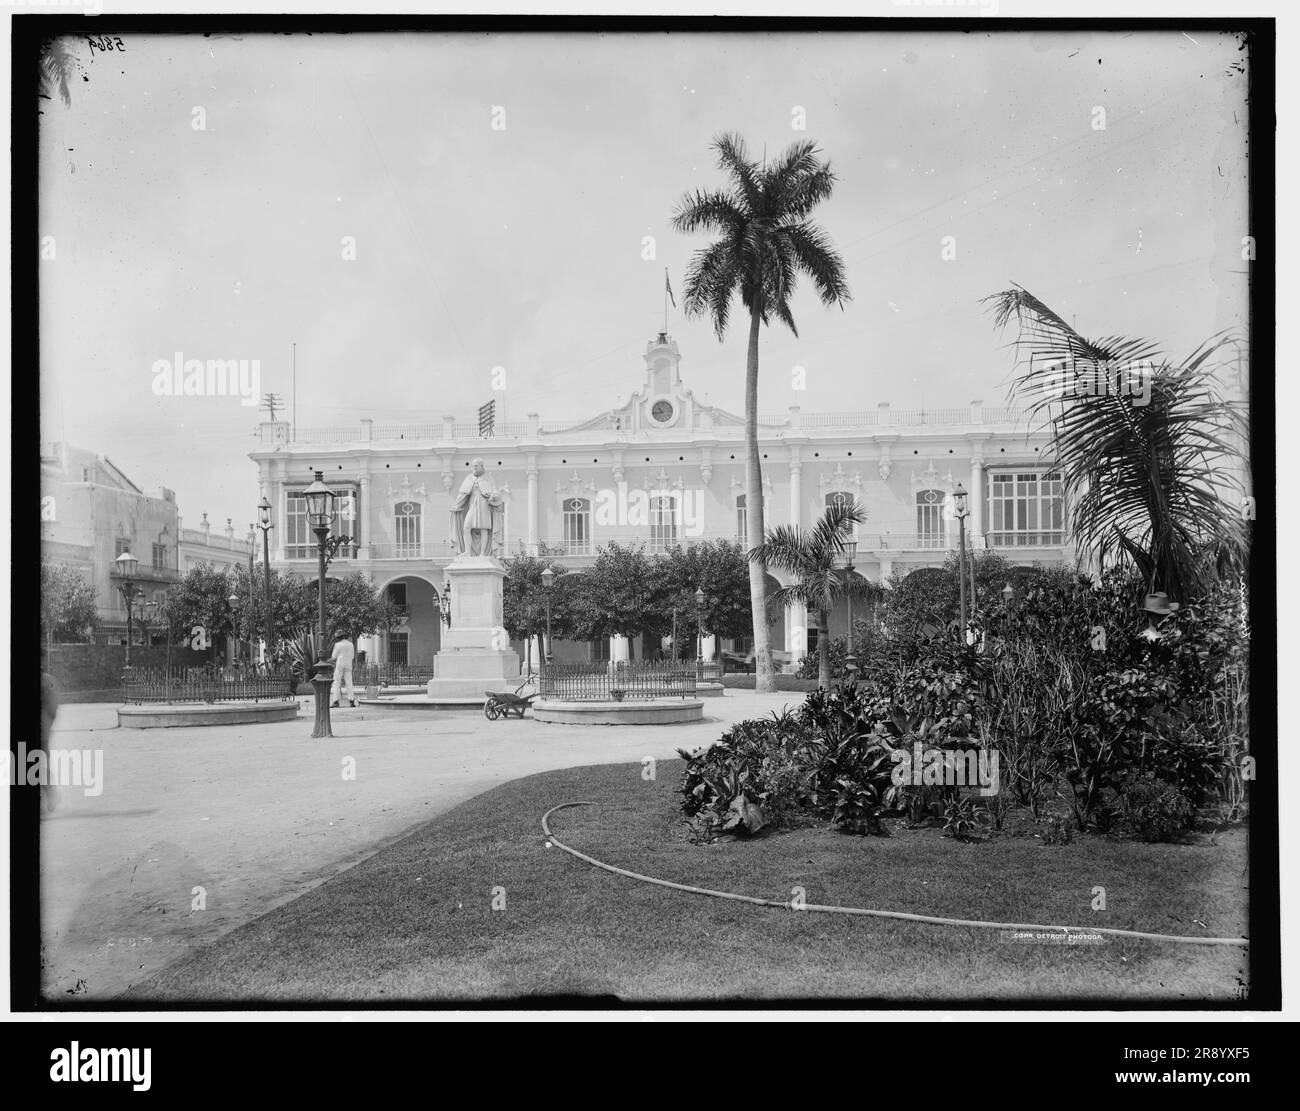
top-left (330, 634), bottom-right (357, 708)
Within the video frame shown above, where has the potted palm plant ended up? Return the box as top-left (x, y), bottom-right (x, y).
top-left (285, 627), bottom-right (317, 697)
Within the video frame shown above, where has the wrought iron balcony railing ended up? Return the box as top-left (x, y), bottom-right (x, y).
top-left (985, 530), bottom-right (1067, 547)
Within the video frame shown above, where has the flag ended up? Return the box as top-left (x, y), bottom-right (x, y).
top-left (665, 270), bottom-right (676, 308)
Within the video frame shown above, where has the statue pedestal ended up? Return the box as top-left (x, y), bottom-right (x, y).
top-left (427, 556), bottom-right (520, 700)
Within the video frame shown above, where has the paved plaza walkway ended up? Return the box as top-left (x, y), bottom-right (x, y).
top-left (38, 690), bottom-right (801, 1000)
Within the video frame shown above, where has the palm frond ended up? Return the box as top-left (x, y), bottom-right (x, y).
top-left (39, 38), bottom-right (78, 107)
top-left (986, 285), bottom-right (1249, 599)
top-left (670, 189), bottom-right (745, 237)
top-left (780, 223), bottom-right (851, 309)
top-left (680, 239), bottom-right (741, 340)
top-left (711, 132), bottom-right (762, 214)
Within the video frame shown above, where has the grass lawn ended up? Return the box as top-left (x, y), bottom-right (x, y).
top-left (129, 759), bottom-right (1249, 1004)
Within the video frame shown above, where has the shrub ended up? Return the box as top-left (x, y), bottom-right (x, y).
top-left (1040, 815), bottom-right (1073, 846)
top-left (678, 686), bottom-right (905, 841)
top-left (677, 711), bottom-right (823, 840)
top-left (1121, 778), bottom-right (1195, 843)
top-left (942, 797), bottom-right (988, 842)
top-left (798, 684), bottom-right (901, 835)
top-left (1145, 726), bottom-right (1222, 807)
top-left (833, 774), bottom-right (893, 836)
top-left (984, 638), bottom-right (1068, 819)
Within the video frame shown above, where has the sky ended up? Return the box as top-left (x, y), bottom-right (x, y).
top-left (39, 28), bottom-right (1250, 527)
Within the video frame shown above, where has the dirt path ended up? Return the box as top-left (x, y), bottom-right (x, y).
top-left (38, 692), bottom-right (799, 1000)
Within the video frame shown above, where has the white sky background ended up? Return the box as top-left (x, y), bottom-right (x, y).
top-left (38, 28), bottom-right (1249, 524)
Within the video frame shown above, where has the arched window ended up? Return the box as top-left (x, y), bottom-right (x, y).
top-left (394, 501), bottom-right (422, 558)
top-left (563, 497), bottom-right (591, 555)
top-left (916, 489), bottom-right (946, 549)
top-left (650, 494), bottom-right (678, 552)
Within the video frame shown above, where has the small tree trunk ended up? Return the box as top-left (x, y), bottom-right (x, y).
top-left (817, 608), bottom-right (831, 689)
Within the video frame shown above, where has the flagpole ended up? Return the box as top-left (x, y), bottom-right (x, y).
top-left (663, 268), bottom-right (668, 334)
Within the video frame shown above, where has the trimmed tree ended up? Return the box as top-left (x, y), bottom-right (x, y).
top-left (653, 540), bottom-right (754, 655)
top-left (40, 561), bottom-right (98, 644)
top-left (502, 554), bottom-right (575, 666)
top-left (323, 573), bottom-right (390, 644)
top-left (160, 563), bottom-right (235, 653)
top-left (568, 544), bottom-right (657, 643)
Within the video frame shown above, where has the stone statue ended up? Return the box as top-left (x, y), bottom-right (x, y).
top-left (449, 458), bottom-right (505, 557)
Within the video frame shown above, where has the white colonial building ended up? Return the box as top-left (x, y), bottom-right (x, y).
top-left (249, 332), bottom-right (1072, 666)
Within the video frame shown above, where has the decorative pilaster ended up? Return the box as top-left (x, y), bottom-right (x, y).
top-left (969, 439), bottom-right (986, 549)
top-left (526, 455), bottom-right (539, 555)
top-left (788, 446), bottom-right (803, 530)
top-left (269, 462), bottom-right (285, 561)
top-left (356, 470), bottom-right (372, 559)
top-left (787, 602), bottom-right (808, 659)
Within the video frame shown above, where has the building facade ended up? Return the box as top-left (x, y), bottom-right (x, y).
top-left (178, 513), bottom-right (256, 576)
top-left (249, 333), bottom-right (1073, 666)
top-left (40, 442), bottom-right (181, 643)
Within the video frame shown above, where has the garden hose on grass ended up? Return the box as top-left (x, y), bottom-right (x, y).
top-left (541, 802), bottom-right (1248, 948)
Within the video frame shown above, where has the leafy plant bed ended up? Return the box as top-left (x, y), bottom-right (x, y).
top-left (128, 760), bottom-right (1250, 1003)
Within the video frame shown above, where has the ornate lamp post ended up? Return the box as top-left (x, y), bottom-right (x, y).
top-left (694, 586), bottom-right (705, 666)
top-left (1002, 582), bottom-right (1014, 606)
top-left (541, 565), bottom-right (555, 665)
top-left (113, 550), bottom-right (141, 668)
top-left (302, 470), bottom-right (337, 738)
top-left (227, 591), bottom-right (243, 667)
top-left (843, 538), bottom-right (860, 681)
top-left (953, 483), bottom-right (971, 641)
top-left (257, 496), bottom-right (274, 668)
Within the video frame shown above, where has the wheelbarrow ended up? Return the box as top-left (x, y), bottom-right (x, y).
top-left (484, 682), bottom-right (537, 720)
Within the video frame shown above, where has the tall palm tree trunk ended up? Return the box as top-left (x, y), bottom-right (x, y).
top-left (744, 308), bottom-right (775, 692)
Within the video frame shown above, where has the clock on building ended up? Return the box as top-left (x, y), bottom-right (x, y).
top-left (651, 399), bottom-right (675, 424)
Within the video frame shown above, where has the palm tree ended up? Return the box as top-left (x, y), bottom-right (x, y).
top-left (985, 285), bottom-right (1249, 602)
top-left (753, 499), bottom-right (870, 690)
top-left (672, 133), bottom-right (850, 693)
top-left (39, 37), bottom-right (82, 109)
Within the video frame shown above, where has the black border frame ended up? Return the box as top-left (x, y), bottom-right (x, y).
top-left (12, 12), bottom-right (1278, 1015)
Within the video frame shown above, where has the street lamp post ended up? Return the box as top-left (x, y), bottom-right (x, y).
top-left (227, 591), bottom-right (242, 668)
top-left (541, 565), bottom-right (555, 666)
top-left (694, 586), bottom-right (705, 667)
top-left (257, 496), bottom-right (273, 669)
top-left (1002, 582), bottom-right (1014, 607)
top-left (114, 551), bottom-right (141, 669)
top-left (302, 470), bottom-right (337, 738)
top-left (843, 539), bottom-right (859, 681)
top-left (953, 483), bottom-right (970, 641)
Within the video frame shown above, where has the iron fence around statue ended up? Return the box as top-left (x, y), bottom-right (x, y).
top-left (351, 662), bottom-right (437, 688)
top-left (121, 666), bottom-right (297, 704)
top-left (695, 659), bottom-right (722, 683)
top-left (539, 660), bottom-right (698, 701)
